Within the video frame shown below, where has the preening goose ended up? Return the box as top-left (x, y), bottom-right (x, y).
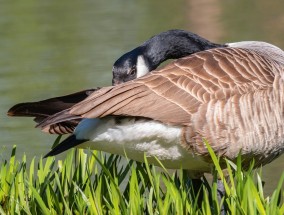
top-left (9, 30), bottom-right (224, 135)
top-left (9, 41), bottom-right (284, 170)
top-left (8, 31), bottom-right (284, 213)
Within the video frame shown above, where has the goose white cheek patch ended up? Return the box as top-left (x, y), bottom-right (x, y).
top-left (136, 55), bottom-right (150, 78)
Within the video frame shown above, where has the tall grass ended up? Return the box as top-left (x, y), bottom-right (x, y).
top-left (0, 145), bottom-right (283, 214)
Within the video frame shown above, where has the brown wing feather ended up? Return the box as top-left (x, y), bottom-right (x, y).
top-left (38, 47), bottom-right (276, 130)
top-left (8, 88), bottom-right (99, 134)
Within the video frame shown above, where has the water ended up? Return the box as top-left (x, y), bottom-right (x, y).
top-left (0, 0), bottom-right (283, 194)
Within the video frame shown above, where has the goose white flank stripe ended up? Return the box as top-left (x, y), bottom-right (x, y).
top-left (74, 118), bottom-right (210, 170)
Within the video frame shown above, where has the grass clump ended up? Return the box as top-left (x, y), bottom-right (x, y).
top-left (0, 145), bottom-right (283, 214)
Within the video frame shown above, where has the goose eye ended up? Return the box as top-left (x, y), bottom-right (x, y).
top-left (129, 68), bottom-right (136, 76)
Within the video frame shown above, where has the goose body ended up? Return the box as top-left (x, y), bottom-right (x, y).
top-left (29, 43), bottom-right (284, 173)
top-left (7, 31), bottom-right (284, 174)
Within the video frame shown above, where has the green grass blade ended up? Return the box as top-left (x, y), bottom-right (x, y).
top-left (30, 186), bottom-right (50, 215)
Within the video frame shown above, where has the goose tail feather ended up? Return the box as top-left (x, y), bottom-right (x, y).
top-left (44, 135), bottom-right (87, 158)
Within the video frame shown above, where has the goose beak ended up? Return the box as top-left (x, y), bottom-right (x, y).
top-left (112, 78), bottom-right (123, 86)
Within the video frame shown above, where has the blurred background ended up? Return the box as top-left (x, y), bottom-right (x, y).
top-left (1, 0), bottom-right (283, 193)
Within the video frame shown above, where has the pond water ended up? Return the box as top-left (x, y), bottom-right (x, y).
top-left (1, 0), bottom-right (283, 194)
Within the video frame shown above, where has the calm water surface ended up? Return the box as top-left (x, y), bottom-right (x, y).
top-left (1, 0), bottom-right (283, 193)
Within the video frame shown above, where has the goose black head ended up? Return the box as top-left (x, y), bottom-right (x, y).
top-left (112, 29), bottom-right (225, 86)
top-left (112, 47), bottom-right (151, 85)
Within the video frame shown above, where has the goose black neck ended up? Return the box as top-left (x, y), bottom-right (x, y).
top-left (141, 29), bottom-right (225, 70)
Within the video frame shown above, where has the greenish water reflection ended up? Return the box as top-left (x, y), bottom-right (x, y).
top-left (0, 0), bottom-right (283, 194)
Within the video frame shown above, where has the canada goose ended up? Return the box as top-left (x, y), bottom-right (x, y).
top-left (8, 31), bottom-right (284, 212)
top-left (8, 40), bottom-right (284, 169)
top-left (9, 30), bottom-right (225, 134)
